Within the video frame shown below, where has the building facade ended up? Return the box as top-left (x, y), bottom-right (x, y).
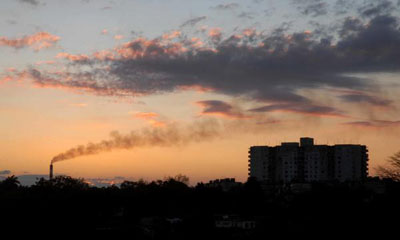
top-left (248, 138), bottom-right (368, 183)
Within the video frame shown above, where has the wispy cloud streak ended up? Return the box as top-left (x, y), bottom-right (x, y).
top-left (0, 32), bottom-right (59, 50)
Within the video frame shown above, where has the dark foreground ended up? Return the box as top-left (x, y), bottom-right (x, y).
top-left (0, 176), bottom-right (399, 238)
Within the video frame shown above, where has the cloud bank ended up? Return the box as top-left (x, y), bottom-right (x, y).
top-left (21, 15), bottom-right (399, 102)
top-left (4, 7), bottom-right (399, 122)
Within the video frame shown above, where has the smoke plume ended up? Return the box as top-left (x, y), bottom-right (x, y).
top-left (51, 120), bottom-right (221, 164)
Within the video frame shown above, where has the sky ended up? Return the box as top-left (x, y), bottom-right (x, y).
top-left (1, 0), bottom-right (400, 185)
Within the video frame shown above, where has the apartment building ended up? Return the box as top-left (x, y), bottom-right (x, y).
top-left (248, 138), bottom-right (368, 183)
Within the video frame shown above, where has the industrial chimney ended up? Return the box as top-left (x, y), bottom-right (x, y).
top-left (49, 163), bottom-right (53, 180)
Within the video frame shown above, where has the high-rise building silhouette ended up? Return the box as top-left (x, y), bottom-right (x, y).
top-left (248, 137), bottom-right (368, 183)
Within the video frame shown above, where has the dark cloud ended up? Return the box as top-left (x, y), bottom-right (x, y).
top-left (249, 103), bottom-right (345, 117)
top-left (339, 94), bottom-right (392, 106)
top-left (375, 120), bottom-right (400, 125)
top-left (102, 29), bottom-right (367, 103)
top-left (198, 100), bottom-right (232, 113)
top-left (237, 11), bottom-right (255, 19)
top-left (293, 0), bottom-right (329, 17)
top-left (308, 20), bottom-right (338, 40)
top-left (256, 119), bottom-right (281, 125)
top-left (273, 21), bottom-right (293, 33)
top-left (343, 121), bottom-right (374, 127)
top-left (338, 17), bottom-right (364, 37)
top-left (130, 30), bottom-right (143, 37)
top-left (344, 120), bottom-right (400, 128)
top-left (0, 170), bottom-right (11, 175)
top-left (180, 16), bottom-right (207, 28)
top-left (212, 3), bottom-right (239, 10)
top-left (18, 14), bottom-right (400, 113)
top-left (196, 100), bottom-right (249, 119)
top-left (28, 68), bottom-right (125, 97)
top-left (264, 8), bottom-right (276, 17)
top-left (334, 0), bottom-right (357, 15)
top-left (18, 0), bottom-right (40, 6)
top-left (358, 0), bottom-right (396, 18)
top-left (334, 0), bottom-right (398, 16)
top-left (336, 15), bottom-right (400, 73)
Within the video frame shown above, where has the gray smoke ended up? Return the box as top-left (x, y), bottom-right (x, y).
top-left (51, 120), bottom-right (221, 164)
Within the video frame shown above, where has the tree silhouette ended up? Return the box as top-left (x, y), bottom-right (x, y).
top-left (53, 175), bottom-right (89, 189)
top-left (34, 177), bottom-right (55, 189)
top-left (376, 151), bottom-right (400, 181)
top-left (167, 174), bottom-right (190, 185)
top-left (0, 175), bottom-right (20, 191)
top-left (34, 175), bottom-right (89, 190)
top-left (120, 179), bottom-right (148, 190)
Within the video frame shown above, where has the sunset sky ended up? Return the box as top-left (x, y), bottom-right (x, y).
top-left (1, 0), bottom-right (400, 185)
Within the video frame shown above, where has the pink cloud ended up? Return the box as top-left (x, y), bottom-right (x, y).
top-left (69, 103), bottom-right (88, 108)
top-left (162, 30), bottom-right (181, 40)
top-left (131, 112), bottom-right (166, 127)
top-left (35, 60), bottom-right (56, 65)
top-left (132, 112), bottom-right (159, 120)
top-left (56, 52), bottom-right (90, 62)
top-left (208, 28), bottom-right (222, 39)
top-left (0, 70), bottom-right (31, 85)
top-left (114, 37), bottom-right (187, 59)
top-left (177, 84), bottom-right (215, 93)
top-left (190, 37), bottom-right (204, 48)
top-left (242, 28), bottom-right (257, 37)
top-left (0, 32), bottom-right (60, 50)
top-left (0, 76), bottom-right (12, 85)
top-left (92, 50), bottom-right (115, 61)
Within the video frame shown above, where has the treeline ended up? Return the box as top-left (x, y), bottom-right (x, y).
top-left (1, 175), bottom-right (400, 238)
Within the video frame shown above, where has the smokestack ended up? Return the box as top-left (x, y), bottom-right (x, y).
top-left (49, 163), bottom-right (53, 180)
